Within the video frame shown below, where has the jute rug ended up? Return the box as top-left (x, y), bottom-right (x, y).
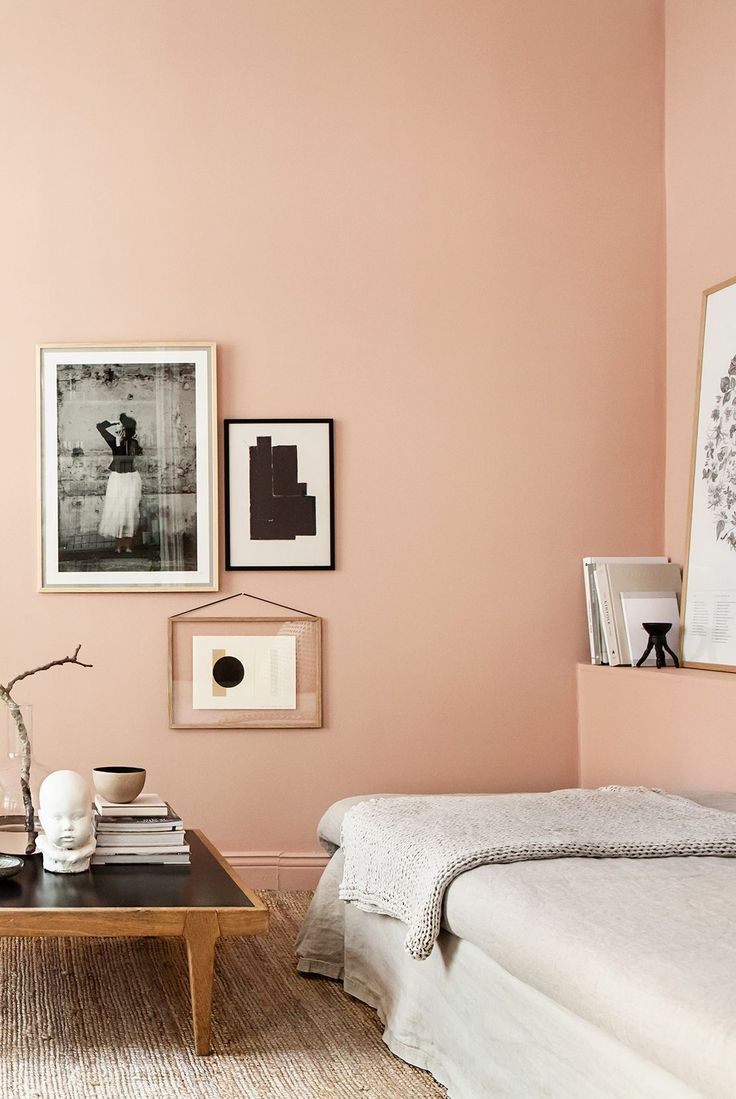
top-left (0, 891), bottom-right (446, 1099)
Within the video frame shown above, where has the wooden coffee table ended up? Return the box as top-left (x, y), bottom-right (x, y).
top-left (0, 829), bottom-right (268, 1054)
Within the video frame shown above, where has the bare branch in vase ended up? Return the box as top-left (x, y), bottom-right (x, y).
top-left (0, 645), bottom-right (93, 854)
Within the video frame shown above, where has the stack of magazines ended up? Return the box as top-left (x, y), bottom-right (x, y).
top-left (92, 793), bottom-right (190, 865)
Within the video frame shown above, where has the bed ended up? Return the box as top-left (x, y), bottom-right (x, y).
top-left (296, 791), bottom-right (736, 1099)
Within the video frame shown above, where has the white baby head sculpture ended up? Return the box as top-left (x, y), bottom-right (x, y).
top-left (37, 770), bottom-right (96, 874)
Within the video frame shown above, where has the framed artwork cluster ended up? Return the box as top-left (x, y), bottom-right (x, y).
top-left (36, 342), bottom-right (333, 727)
top-left (37, 345), bottom-right (335, 590)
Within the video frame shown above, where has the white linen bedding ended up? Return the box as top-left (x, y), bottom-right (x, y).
top-left (442, 855), bottom-right (736, 1097)
top-left (343, 887), bottom-right (698, 1099)
top-left (339, 787), bottom-right (736, 959)
top-left (297, 792), bottom-right (736, 1099)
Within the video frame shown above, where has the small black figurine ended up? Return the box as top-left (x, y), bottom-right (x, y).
top-left (635, 622), bottom-right (680, 668)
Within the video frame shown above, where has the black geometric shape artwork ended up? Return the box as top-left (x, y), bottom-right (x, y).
top-left (212, 655), bottom-right (245, 688)
top-left (249, 435), bottom-right (317, 540)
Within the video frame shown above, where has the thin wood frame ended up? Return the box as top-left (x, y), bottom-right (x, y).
top-left (169, 615), bottom-right (323, 728)
top-left (682, 274), bottom-right (736, 670)
top-left (37, 341), bottom-right (218, 592)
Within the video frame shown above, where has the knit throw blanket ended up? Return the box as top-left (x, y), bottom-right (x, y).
top-left (338, 787), bottom-right (736, 960)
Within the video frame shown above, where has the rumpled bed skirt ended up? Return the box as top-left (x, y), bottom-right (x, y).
top-left (296, 852), bottom-right (699, 1099)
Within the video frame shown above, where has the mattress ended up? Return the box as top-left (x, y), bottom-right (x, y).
top-left (298, 791), bottom-right (736, 1098)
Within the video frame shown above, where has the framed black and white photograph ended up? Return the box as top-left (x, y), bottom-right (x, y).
top-left (168, 614), bottom-right (322, 728)
top-left (683, 275), bottom-right (736, 669)
top-left (38, 342), bottom-right (218, 592)
top-left (225, 419), bottom-right (334, 570)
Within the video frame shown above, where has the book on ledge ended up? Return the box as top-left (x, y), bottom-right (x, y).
top-left (582, 556), bottom-right (668, 664)
top-left (94, 793), bottom-right (168, 818)
top-left (593, 562), bottom-right (682, 666)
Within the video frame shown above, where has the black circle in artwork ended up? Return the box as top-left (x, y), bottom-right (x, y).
top-left (212, 655), bottom-right (245, 689)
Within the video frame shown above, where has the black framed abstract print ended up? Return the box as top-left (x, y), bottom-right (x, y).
top-left (225, 419), bottom-right (334, 570)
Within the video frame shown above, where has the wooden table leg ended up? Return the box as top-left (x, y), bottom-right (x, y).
top-left (183, 910), bottom-right (220, 1055)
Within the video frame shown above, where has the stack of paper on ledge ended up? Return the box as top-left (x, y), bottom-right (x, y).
top-left (92, 793), bottom-right (190, 865)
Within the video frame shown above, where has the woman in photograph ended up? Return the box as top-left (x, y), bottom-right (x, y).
top-left (97, 412), bottom-right (143, 553)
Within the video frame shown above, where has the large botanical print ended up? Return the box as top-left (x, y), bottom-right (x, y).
top-left (38, 343), bottom-right (217, 591)
top-left (683, 278), bottom-right (736, 669)
top-left (701, 356), bottom-right (736, 548)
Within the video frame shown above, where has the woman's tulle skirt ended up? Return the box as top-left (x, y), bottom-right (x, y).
top-left (99, 471), bottom-right (142, 539)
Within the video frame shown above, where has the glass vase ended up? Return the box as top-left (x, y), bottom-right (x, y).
top-left (0, 706), bottom-right (50, 832)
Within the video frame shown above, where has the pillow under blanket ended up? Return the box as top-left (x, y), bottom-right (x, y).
top-left (338, 786), bottom-right (736, 960)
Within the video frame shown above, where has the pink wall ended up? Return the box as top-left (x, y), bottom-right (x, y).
top-left (585, 0), bottom-right (736, 795)
top-left (578, 664), bottom-right (736, 789)
top-left (665, 1), bottom-right (736, 560)
top-left (0, 1), bottom-right (665, 856)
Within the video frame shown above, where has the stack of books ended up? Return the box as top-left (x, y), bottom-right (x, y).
top-left (583, 556), bottom-right (682, 666)
top-left (92, 793), bottom-right (190, 866)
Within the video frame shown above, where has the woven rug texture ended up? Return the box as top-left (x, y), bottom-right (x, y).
top-left (0, 891), bottom-right (446, 1099)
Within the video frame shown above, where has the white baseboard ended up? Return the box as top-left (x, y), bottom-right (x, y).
top-left (225, 850), bottom-right (329, 891)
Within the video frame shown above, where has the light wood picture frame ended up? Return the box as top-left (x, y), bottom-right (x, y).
top-left (37, 342), bottom-right (218, 592)
top-left (169, 615), bottom-right (322, 728)
top-left (682, 275), bottom-right (736, 670)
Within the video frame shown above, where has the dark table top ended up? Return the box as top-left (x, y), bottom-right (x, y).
top-left (0, 831), bottom-right (254, 910)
